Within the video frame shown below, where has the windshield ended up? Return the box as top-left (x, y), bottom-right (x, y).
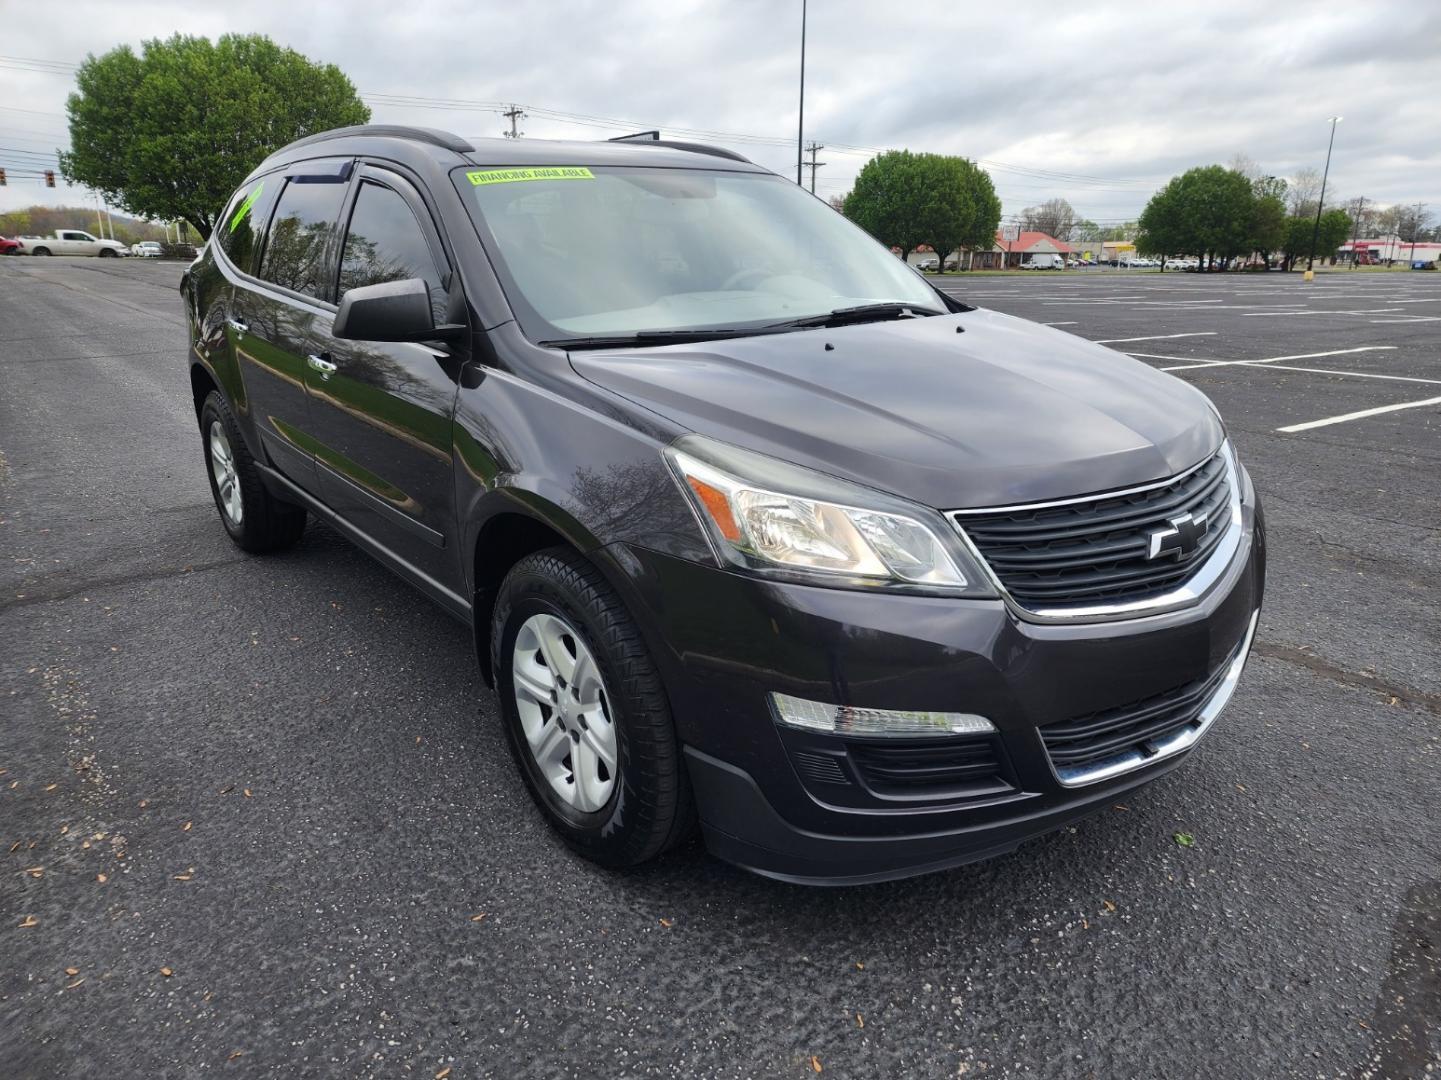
top-left (456, 166), bottom-right (942, 341)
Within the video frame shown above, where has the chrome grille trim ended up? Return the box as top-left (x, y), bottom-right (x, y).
top-left (948, 442), bottom-right (1244, 622)
top-left (1048, 609), bottom-right (1259, 787)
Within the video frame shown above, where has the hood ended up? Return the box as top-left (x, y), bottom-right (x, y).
top-left (569, 308), bottom-right (1224, 509)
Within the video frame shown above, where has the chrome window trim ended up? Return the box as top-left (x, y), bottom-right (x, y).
top-left (947, 442), bottom-right (1244, 623)
top-left (1048, 608), bottom-right (1259, 788)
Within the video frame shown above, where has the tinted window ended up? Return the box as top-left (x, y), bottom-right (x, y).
top-left (258, 179), bottom-right (348, 301)
top-left (339, 181), bottom-right (446, 319)
top-left (217, 177), bottom-right (279, 273)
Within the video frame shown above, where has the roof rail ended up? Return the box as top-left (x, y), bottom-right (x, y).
top-left (280, 125), bottom-right (474, 154)
top-left (606, 132), bottom-right (752, 165)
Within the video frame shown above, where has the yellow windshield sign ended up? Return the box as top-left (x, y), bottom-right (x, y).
top-left (467, 167), bottom-right (595, 185)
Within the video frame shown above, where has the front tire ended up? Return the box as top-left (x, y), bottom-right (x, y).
top-left (492, 547), bottom-right (695, 868)
top-left (98, 248), bottom-right (116, 258)
top-left (199, 391), bottom-right (306, 553)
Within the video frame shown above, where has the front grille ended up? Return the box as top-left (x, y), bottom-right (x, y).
top-left (955, 450), bottom-right (1232, 611)
top-left (1039, 654), bottom-right (1233, 772)
top-left (848, 736), bottom-right (1014, 799)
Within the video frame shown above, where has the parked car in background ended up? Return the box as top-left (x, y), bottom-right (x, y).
top-left (1025, 253), bottom-right (1064, 270)
top-left (183, 125), bottom-right (1264, 884)
top-left (912, 254), bottom-right (940, 271)
top-left (15, 230), bottom-right (128, 257)
top-left (0, 235), bottom-right (20, 256)
top-left (130, 241), bottom-right (164, 258)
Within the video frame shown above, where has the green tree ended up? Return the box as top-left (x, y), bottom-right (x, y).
top-left (1247, 194), bottom-right (1287, 266)
top-left (1136, 166), bottom-right (1254, 269)
top-left (59, 34), bottom-right (368, 239)
top-left (1281, 209), bottom-right (1351, 270)
top-left (843, 150), bottom-right (1000, 266)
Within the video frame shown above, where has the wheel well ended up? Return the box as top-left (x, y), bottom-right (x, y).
top-left (190, 364), bottom-right (219, 422)
top-left (472, 513), bottom-right (571, 686)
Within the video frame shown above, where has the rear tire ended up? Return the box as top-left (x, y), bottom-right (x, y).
top-left (31, 247), bottom-right (50, 256)
top-left (199, 391), bottom-right (306, 553)
top-left (492, 547), bottom-right (695, 868)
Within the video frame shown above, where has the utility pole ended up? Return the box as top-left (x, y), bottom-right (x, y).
top-left (502, 104), bottom-right (526, 138)
top-left (802, 141), bottom-right (825, 194)
top-left (1349, 196), bottom-right (1365, 268)
top-left (1305, 115), bottom-right (1342, 280)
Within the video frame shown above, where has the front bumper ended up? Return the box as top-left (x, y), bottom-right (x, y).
top-left (606, 481), bottom-right (1265, 885)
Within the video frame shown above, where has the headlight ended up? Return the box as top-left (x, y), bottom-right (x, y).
top-left (665, 436), bottom-right (996, 597)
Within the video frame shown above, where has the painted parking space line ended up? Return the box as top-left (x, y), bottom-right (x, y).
top-left (1093, 332), bottom-right (1217, 343)
top-left (1204, 363), bottom-right (1441, 386)
top-left (1239, 308), bottom-right (1404, 317)
top-left (1151, 346), bottom-right (1398, 372)
top-left (1278, 395), bottom-right (1441, 433)
top-left (1043, 321), bottom-right (1079, 326)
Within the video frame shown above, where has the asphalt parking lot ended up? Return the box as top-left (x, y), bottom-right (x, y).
top-left (1, 258), bottom-right (1437, 1079)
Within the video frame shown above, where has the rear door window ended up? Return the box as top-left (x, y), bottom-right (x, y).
top-left (257, 178), bottom-right (349, 302)
top-left (338, 179), bottom-right (448, 322)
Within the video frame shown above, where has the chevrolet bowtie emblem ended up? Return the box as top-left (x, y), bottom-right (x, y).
top-left (1147, 511), bottom-right (1209, 560)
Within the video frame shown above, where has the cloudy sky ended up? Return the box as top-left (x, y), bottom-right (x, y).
top-left (2, 0), bottom-right (1438, 225)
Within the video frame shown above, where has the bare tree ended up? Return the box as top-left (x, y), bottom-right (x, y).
top-left (1228, 153), bottom-right (1260, 180)
top-left (826, 193), bottom-right (847, 212)
top-left (1374, 204), bottom-right (1406, 237)
top-left (1287, 167), bottom-right (1323, 216)
top-left (1398, 203), bottom-right (1433, 249)
top-left (1020, 197), bottom-right (1078, 241)
top-left (1345, 196), bottom-right (1376, 237)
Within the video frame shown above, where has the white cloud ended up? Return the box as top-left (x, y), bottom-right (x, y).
top-left (2, 0), bottom-right (1438, 224)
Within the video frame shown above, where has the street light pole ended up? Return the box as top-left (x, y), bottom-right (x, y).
top-left (796, 0), bottom-right (806, 186)
top-left (1305, 116), bottom-right (1342, 279)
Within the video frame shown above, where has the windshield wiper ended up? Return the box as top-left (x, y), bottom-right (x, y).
top-left (539, 327), bottom-right (788, 350)
top-left (762, 302), bottom-right (945, 330)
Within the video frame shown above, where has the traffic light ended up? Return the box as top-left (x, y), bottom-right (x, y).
top-left (0, 168), bottom-right (6, 186)
top-left (44, 169), bottom-right (55, 187)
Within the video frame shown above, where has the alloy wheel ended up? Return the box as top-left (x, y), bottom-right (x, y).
top-left (208, 421), bottom-right (243, 526)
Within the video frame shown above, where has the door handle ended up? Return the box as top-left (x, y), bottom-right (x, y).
top-left (226, 317), bottom-right (248, 335)
top-left (307, 353), bottom-right (338, 378)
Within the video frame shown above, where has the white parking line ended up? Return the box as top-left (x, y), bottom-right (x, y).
top-left (1240, 308), bottom-right (1403, 317)
top-left (1043, 321), bottom-right (1079, 326)
top-left (1223, 363), bottom-right (1441, 386)
top-left (1093, 332), bottom-right (1217, 344)
top-left (1278, 395), bottom-right (1441, 433)
top-left (1151, 346), bottom-right (1397, 372)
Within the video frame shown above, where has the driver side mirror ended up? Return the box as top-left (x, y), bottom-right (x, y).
top-left (332, 278), bottom-right (465, 343)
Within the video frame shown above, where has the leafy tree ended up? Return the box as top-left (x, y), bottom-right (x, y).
top-left (1136, 166), bottom-right (1254, 269)
top-left (1020, 197), bottom-right (1077, 240)
top-left (1247, 194), bottom-right (1287, 265)
top-left (1281, 209), bottom-right (1351, 270)
top-left (843, 150), bottom-right (999, 265)
top-left (59, 34), bottom-right (369, 239)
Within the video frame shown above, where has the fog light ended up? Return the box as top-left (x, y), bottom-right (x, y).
top-left (769, 693), bottom-right (996, 738)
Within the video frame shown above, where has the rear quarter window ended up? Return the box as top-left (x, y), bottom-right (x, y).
top-left (217, 178), bottom-right (279, 274)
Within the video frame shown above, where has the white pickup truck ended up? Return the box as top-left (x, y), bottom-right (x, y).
top-left (15, 230), bottom-right (129, 257)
